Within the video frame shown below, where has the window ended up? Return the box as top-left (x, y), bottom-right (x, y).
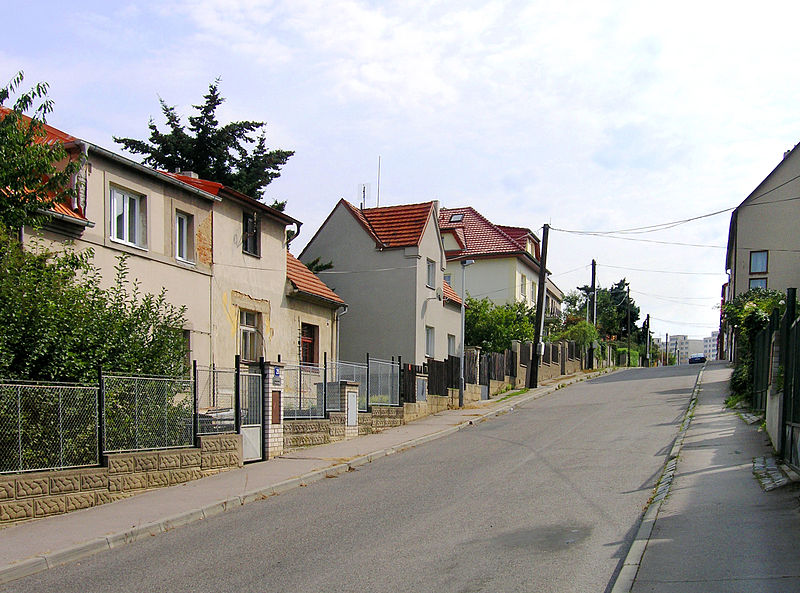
top-left (448, 334), bottom-right (456, 357)
top-left (300, 323), bottom-right (319, 364)
top-left (425, 326), bottom-right (435, 358)
top-left (175, 211), bottom-right (194, 262)
top-left (449, 213), bottom-right (464, 223)
top-left (240, 310), bottom-right (260, 362)
top-left (110, 187), bottom-right (146, 247)
top-left (426, 259), bottom-right (436, 288)
top-left (750, 251), bottom-right (768, 274)
top-left (749, 278), bottom-right (767, 290)
top-left (243, 212), bottom-right (260, 256)
top-left (520, 274), bottom-right (527, 298)
top-left (444, 273), bottom-right (452, 286)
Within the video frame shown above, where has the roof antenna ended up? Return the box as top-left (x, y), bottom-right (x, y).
top-left (376, 155), bottom-right (381, 208)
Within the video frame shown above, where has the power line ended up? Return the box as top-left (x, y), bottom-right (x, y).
top-left (554, 230), bottom-right (725, 249)
top-left (599, 263), bottom-right (724, 276)
top-left (550, 207), bottom-right (733, 236)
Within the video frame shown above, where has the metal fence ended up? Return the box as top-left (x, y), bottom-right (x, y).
top-left (102, 374), bottom-right (194, 453)
top-left (0, 382), bottom-right (98, 473)
top-left (283, 363), bottom-right (326, 419)
top-left (195, 365), bottom-right (237, 434)
top-left (329, 360), bottom-right (367, 412)
top-left (368, 358), bottom-right (400, 408)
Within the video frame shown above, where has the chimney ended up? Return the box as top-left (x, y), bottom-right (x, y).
top-left (179, 170), bottom-right (199, 179)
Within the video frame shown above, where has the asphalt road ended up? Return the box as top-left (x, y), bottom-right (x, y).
top-left (0, 365), bottom-right (701, 593)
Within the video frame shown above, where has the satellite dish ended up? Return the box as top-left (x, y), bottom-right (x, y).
top-left (436, 287), bottom-right (443, 301)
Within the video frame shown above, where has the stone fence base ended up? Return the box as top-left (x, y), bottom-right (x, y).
top-left (0, 434), bottom-right (242, 526)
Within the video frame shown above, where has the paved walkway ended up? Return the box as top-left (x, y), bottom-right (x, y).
top-left (619, 363), bottom-right (800, 592)
top-left (0, 370), bottom-right (606, 585)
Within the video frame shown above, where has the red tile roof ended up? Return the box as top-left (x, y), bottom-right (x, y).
top-left (442, 279), bottom-right (462, 306)
top-left (341, 199), bottom-right (434, 248)
top-left (286, 252), bottom-right (344, 306)
top-left (0, 106), bottom-right (89, 224)
top-left (439, 207), bottom-right (539, 261)
top-left (160, 171), bottom-right (224, 196)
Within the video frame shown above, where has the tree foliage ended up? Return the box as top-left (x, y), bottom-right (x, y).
top-left (0, 228), bottom-right (188, 383)
top-left (0, 71), bottom-right (82, 230)
top-left (562, 278), bottom-right (639, 340)
top-left (114, 79), bottom-right (293, 209)
top-left (465, 297), bottom-right (536, 353)
top-left (552, 320), bottom-right (599, 348)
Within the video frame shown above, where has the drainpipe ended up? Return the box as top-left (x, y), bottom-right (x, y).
top-left (335, 304), bottom-right (348, 364)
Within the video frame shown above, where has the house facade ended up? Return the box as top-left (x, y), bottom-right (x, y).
top-left (438, 207), bottom-right (563, 319)
top-left (299, 199), bottom-right (462, 365)
top-left (724, 144), bottom-right (800, 358)
top-left (21, 118), bottom-right (343, 371)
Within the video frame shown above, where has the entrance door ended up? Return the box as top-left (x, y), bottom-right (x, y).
top-left (240, 371), bottom-right (263, 462)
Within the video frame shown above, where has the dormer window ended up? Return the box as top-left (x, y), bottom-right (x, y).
top-left (449, 213), bottom-right (464, 223)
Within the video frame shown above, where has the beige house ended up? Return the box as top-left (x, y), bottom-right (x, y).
top-left (299, 199), bottom-right (462, 365)
top-left (724, 144), bottom-right (800, 357)
top-left (23, 118), bottom-right (343, 371)
top-left (438, 207), bottom-right (563, 319)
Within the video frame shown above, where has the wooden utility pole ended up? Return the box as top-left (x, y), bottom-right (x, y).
top-left (588, 259), bottom-right (596, 369)
top-left (529, 224), bottom-right (550, 388)
top-left (626, 285), bottom-right (631, 368)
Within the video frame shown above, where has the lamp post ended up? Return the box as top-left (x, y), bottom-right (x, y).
top-left (459, 259), bottom-right (475, 408)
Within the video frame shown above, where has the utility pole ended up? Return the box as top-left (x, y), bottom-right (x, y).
top-left (665, 332), bottom-right (669, 366)
top-left (530, 224), bottom-right (549, 388)
top-left (644, 314), bottom-right (650, 367)
top-left (626, 285), bottom-right (631, 368)
top-left (588, 259), bottom-right (596, 369)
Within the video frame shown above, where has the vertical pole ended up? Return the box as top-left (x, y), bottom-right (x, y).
top-left (530, 224), bottom-right (550, 388)
top-left (588, 259), bottom-right (596, 369)
top-left (323, 352), bottom-right (328, 416)
top-left (644, 314), bottom-right (650, 367)
top-left (398, 355), bottom-right (403, 404)
top-left (460, 264), bottom-right (466, 407)
top-left (665, 333), bottom-right (669, 366)
top-left (366, 353), bottom-right (371, 411)
top-left (260, 357), bottom-right (267, 461)
top-left (192, 360), bottom-right (198, 446)
top-left (234, 354), bottom-right (241, 433)
top-left (626, 285), bottom-right (631, 368)
top-left (97, 365), bottom-right (105, 466)
top-left (779, 288), bottom-right (797, 457)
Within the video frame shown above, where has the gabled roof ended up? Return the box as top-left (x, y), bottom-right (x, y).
top-left (0, 106), bottom-right (76, 146)
top-left (339, 199), bottom-right (435, 248)
top-left (442, 279), bottom-right (462, 306)
top-left (439, 206), bottom-right (540, 261)
top-left (286, 252), bottom-right (344, 307)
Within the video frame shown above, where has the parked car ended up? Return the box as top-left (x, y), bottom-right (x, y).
top-left (689, 353), bottom-right (707, 364)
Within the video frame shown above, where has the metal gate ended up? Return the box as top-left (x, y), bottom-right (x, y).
top-left (238, 365), bottom-right (263, 463)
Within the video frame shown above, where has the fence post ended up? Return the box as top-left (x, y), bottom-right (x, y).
top-left (192, 360), bottom-right (199, 447)
top-left (366, 352), bottom-right (371, 412)
top-left (97, 365), bottom-right (106, 467)
top-left (234, 354), bottom-right (241, 434)
top-left (260, 357), bottom-right (267, 461)
top-left (779, 288), bottom-right (797, 457)
top-left (398, 356), bottom-right (403, 404)
top-left (323, 352), bottom-right (328, 417)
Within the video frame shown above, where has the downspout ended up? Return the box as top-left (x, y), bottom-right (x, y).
top-left (335, 304), bottom-right (348, 364)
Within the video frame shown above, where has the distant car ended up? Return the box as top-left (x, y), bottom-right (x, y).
top-left (689, 354), bottom-right (707, 364)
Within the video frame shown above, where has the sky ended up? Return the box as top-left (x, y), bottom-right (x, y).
top-left (5, 0), bottom-right (800, 341)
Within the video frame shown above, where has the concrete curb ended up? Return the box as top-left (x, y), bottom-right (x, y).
top-left (0, 367), bottom-right (613, 586)
top-left (609, 365), bottom-right (705, 593)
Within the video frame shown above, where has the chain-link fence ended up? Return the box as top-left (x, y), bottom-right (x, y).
top-left (368, 358), bottom-right (400, 408)
top-left (195, 365), bottom-right (237, 434)
top-left (0, 382), bottom-right (98, 473)
top-left (283, 363), bottom-right (326, 419)
top-left (103, 375), bottom-right (194, 452)
top-left (330, 361), bottom-right (368, 412)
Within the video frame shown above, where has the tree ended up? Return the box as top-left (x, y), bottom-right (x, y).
top-left (114, 79), bottom-right (293, 209)
top-left (0, 71), bottom-right (82, 230)
top-left (465, 297), bottom-right (536, 352)
top-left (0, 228), bottom-right (188, 383)
top-left (304, 257), bottom-right (334, 275)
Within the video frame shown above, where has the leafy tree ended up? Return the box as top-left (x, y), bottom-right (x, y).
top-left (114, 79), bottom-right (293, 209)
top-left (465, 297), bottom-right (536, 352)
top-left (553, 320), bottom-right (598, 349)
top-left (0, 71), bottom-right (82, 230)
top-left (0, 228), bottom-right (187, 383)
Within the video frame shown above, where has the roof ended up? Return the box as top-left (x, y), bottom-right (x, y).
top-left (340, 199), bottom-right (434, 248)
top-left (0, 106), bottom-right (77, 146)
top-left (286, 252), bottom-right (344, 307)
top-left (442, 279), bottom-right (462, 306)
top-left (439, 206), bottom-right (540, 261)
top-left (160, 171), bottom-right (300, 228)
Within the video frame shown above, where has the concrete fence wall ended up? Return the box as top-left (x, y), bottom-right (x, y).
top-left (0, 433), bottom-right (242, 525)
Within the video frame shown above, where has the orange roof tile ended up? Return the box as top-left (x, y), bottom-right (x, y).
top-left (286, 252), bottom-right (344, 306)
top-left (442, 279), bottom-right (462, 306)
top-left (159, 171), bottom-right (224, 196)
top-left (341, 199), bottom-right (434, 248)
top-left (0, 106), bottom-right (77, 146)
top-left (440, 207), bottom-right (539, 261)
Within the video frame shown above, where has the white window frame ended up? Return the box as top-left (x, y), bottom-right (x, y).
top-left (447, 334), bottom-right (456, 357)
top-left (426, 259), bottom-right (436, 289)
top-left (520, 273), bottom-right (527, 299)
top-left (240, 309), bottom-right (260, 362)
top-left (425, 326), bottom-right (435, 358)
top-left (175, 211), bottom-right (193, 262)
top-left (110, 187), bottom-right (146, 248)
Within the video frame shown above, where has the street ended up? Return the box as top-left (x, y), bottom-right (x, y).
top-left (1, 365), bottom-right (701, 593)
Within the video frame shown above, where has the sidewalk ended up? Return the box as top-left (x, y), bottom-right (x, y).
top-left (619, 363), bottom-right (800, 592)
top-left (0, 369), bottom-right (607, 585)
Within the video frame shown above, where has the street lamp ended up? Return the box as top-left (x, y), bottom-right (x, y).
top-left (459, 259), bottom-right (475, 408)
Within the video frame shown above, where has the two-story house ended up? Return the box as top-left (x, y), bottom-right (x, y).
top-left (438, 206), bottom-right (563, 318)
top-left (299, 199), bottom-right (462, 365)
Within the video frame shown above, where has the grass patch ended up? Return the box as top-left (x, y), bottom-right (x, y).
top-left (724, 393), bottom-right (748, 409)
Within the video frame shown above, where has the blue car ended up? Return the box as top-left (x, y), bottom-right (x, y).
top-left (689, 354), bottom-right (706, 364)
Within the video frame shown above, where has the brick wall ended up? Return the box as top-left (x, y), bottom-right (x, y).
top-left (0, 433), bottom-right (241, 525)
